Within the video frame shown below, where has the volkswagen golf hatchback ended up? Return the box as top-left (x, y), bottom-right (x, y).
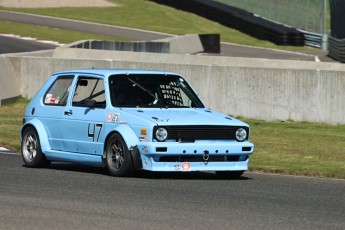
top-left (21, 69), bottom-right (254, 177)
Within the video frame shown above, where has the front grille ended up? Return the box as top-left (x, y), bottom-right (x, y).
top-left (159, 155), bottom-right (241, 162)
top-left (153, 125), bottom-right (249, 141)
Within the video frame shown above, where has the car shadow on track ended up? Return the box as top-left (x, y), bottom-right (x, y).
top-left (44, 162), bottom-right (108, 175)
top-left (137, 171), bottom-right (251, 181)
top-left (38, 162), bottom-right (251, 181)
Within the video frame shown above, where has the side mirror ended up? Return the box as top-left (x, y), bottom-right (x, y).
top-left (84, 99), bottom-right (96, 109)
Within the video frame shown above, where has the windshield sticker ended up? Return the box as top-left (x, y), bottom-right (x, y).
top-left (44, 94), bottom-right (52, 104)
top-left (55, 96), bottom-right (60, 104)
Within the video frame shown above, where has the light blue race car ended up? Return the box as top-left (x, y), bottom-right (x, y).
top-left (21, 69), bottom-right (254, 177)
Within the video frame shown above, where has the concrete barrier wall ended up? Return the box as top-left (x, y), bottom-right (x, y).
top-left (0, 55), bottom-right (20, 105)
top-left (53, 47), bottom-right (345, 71)
top-left (2, 49), bottom-right (345, 124)
top-left (16, 57), bottom-right (113, 98)
top-left (110, 61), bottom-right (345, 124)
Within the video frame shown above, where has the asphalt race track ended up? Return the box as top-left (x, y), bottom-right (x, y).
top-left (0, 10), bottom-right (332, 61)
top-left (0, 36), bottom-right (57, 54)
top-left (0, 153), bottom-right (344, 230)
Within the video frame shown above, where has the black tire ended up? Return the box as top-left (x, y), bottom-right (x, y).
top-left (216, 170), bottom-right (244, 179)
top-left (21, 127), bottom-right (50, 168)
top-left (105, 133), bottom-right (134, 177)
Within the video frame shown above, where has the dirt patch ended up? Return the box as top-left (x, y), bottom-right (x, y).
top-left (0, 0), bottom-right (117, 8)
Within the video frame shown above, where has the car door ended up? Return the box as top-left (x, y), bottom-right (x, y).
top-left (40, 75), bottom-right (75, 151)
top-left (61, 75), bottom-right (106, 155)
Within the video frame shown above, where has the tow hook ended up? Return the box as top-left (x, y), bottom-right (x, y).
top-left (203, 150), bottom-right (209, 163)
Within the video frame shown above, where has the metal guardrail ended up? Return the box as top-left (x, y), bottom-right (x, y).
top-left (328, 36), bottom-right (345, 63)
top-left (299, 30), bottom-right (323, 48)
top-left (212, 0), bottom-right (328, 49)
top-left (151, 0), bottom-right (304, 46)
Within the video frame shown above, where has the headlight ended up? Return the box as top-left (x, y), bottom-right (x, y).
top-left (235, 128), bottom-right (247, 142)
top-left (156, 128), bottom-right (168, 141)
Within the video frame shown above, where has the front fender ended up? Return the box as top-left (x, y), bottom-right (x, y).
top-left (113, 125), bottom-right (139, 149)
top-left (21, 118), bottom-right (50, 153)
top-left (103, 124), bottom-right (142, 170)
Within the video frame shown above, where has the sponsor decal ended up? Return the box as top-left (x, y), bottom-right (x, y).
top-left (182, 162), bottom-right (191, 171)
top-left (106, 112), bottom-right (121, 122)
top-left (106, 113), bottom-right (113, 122)
top-left (151, 117), bottom-right (169, 122)
top-left (174, 164), bottom-right (180, 171)
top-left (142, 146), bottom-right (149, 153)
top-left (113, 112), bottom-right (120, 122)
top-left (55, 96), bottom-right (60, 104)
top-left (139, 136), bottom-right (149, 141)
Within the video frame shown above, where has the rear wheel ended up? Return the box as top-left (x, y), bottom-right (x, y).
top-left (216, 170), bottom-right (244, 179)
top-left (105, 133), bottom-right (134, 177)
top-left (21, 127), bottom-right (50, 168)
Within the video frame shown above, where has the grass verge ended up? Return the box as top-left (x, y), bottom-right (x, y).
top-left (0, 98), bottom-right (28, 151)
top-left (1, 99), bottom-right (344, 179)
top-left (0, 20), bottom-right (130, 44)
top-left (244, 118), bottom-right (345, 179)
top-left (0, 0), bottom-right (315, 51)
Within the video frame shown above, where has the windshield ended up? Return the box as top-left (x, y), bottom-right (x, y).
top-left (109, 74), bottom-right (205, 108)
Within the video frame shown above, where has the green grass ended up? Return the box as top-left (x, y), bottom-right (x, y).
top-left (0, 20), bottom-right (130, 44)
top-left (214, 0), bottom-right (331, 33)
top-left (244, 118), bottom-right (345, 179)
top-left (0, 98), bottom-right (28, 151)
top-left (1, 99), bottom-right (345, 179)
top-left (0, 0), bottom-right (315, 51)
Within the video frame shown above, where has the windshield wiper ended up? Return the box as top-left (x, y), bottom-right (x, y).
top-left (128, 78), bottom-right (158, 104)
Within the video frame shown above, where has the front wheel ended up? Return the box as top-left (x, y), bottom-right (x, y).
top-left (21, 127), bottom-right (50, 168)
top-left (216, 170), bottom-right (244, 179)
top-left (105, 133), bottom-right (134, 177)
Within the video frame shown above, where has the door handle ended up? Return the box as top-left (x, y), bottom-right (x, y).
top-left (64, 110), bottom-right (73, 116)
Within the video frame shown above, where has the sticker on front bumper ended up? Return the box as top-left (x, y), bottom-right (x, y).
top-left (174, 164), bottom-right (180, 171)
top-left (182, 162), bottom-right (191, 171)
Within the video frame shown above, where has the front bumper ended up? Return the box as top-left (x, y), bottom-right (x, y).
top-left (137, 141), bottom-right (254, 172)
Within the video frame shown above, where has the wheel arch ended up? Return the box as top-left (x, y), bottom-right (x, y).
top-left (103, 125), bottom-right (142, 170)
top-left (21, 119), bottom-right (50, 153)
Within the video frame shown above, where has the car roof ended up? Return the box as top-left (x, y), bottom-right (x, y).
top-left (52, 69), bottom-right (180, 78)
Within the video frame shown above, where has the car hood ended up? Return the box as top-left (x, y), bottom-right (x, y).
top-left (122, 108), bottom-right (248, 127)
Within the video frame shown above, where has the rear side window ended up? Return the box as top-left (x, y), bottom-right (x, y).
top-left (43, 76), bottom-right (74, 106)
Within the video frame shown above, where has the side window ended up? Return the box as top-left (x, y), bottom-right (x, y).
top-left (72, 77), bottom-right (105, 108)
top-left (44, 76), bottom-right (74, 106)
